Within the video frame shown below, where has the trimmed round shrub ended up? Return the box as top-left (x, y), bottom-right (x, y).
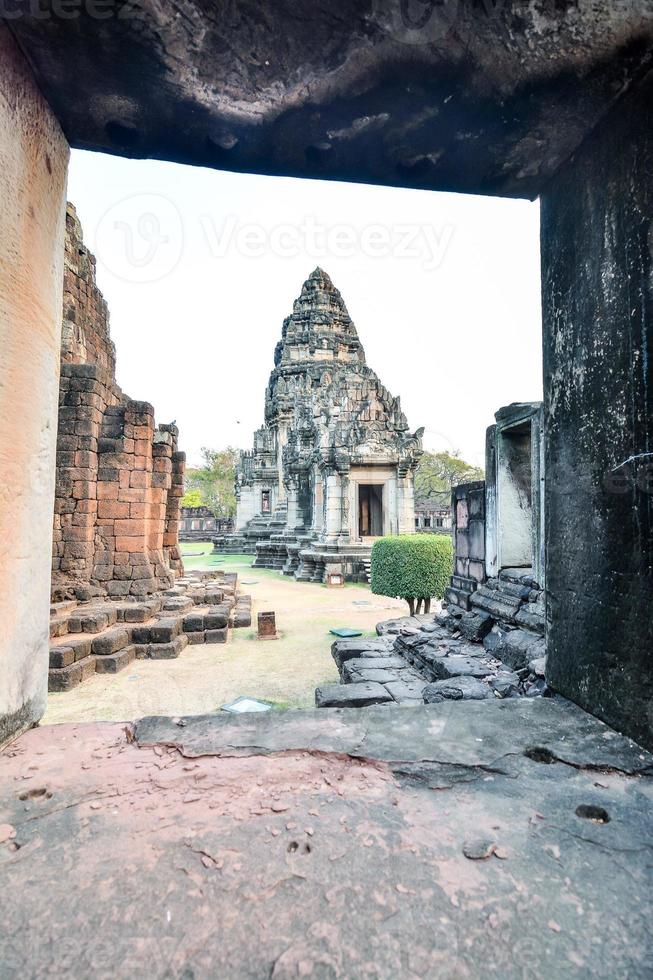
top-left (371, 535), bottom-right (453, 613)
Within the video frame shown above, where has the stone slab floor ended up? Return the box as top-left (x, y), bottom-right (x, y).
top-left (43, 553), bottom-right (405, 725)
top-left (1, 699), bottom-right (651, 978)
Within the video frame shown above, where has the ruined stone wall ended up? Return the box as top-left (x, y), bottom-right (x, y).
top-left (52, 204), bottom-right (184, 601)
top-left (62, 206), bottom-right (116, 374)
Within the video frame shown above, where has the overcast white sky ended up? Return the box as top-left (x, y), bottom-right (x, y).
top-left (67, 149), bottom-right (542, 471)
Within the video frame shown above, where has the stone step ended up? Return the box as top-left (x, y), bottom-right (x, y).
top-left (95, 645), bottom-right (137, 674)
top-left (136, 634), bottom-right (189, 660)
top-left (50, 599), bottom-right (78, 617)
top-left (161, 596), bottom-right (194, 613)
top-left (181, 610), bottom-right (229, 633)
top-left (48, 656), bottom-right (97, 692)
top-left (232, 609), bottom-right (251, 628)
top-left (49, 634), bottom-right (93, 665)
top-left (315, 682), bottom-right (394, 708)
top-left (49, 617), bottom-right (70, 639)
top-left (116, 599), bottom-right (163, 623)
top-left (67, 606), bottom-right (119, 634)
top-left (91, 628), bottom-right (130, 657)
top-left (470, 587), bottom-right (523, 620)
top-left (149, 617), bottom-right (182, 643)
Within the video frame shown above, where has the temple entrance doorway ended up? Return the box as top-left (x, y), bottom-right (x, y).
top-left (497, 420), bottom-right (533, 572)
top-left (358, 484), bottom-right (384, 537)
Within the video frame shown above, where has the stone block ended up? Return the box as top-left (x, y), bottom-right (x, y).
top-left (489, 671), bottom-right (521, 698)
top-left (48, 656), bottom-right (96, 692)
top-left (49, 618), bottom-right (68, 639)
top-left (106, 580), bottom-right (131, 596)
top-left (470, 587), bottom-right (523, 621)
top-left (205, 611), bottom-right (228, 630)
top-left (143, 634), bottom-right (188, 659)
top-left (203, 590), bottom-right (224, 605)
top-left (97, 500), bottom-right (130, 519)
top-left (183, 613), bottom-right (205, 632)
top-left (384, 679), bottom-right (428, 702)
top-left (515, 602), bottom-right (545, 635)
top-left (122, 605), bottom-right (150, 623)
top-left (343, 656), bottom-right (406, 678)
top-left (49, 647), bottom-right (75, 669)
top-left (187, 632), bottom-right (205, 645)
top-left (129, 470), bottom-right (148, 489)
top-left (92, 628), bottom-right (129, 656)
top-left (131, 626), bottom-right (152, 644)
top-left (331, 638), bottom-right (395, 669)
top-left (56, 636), bottom-right (93, 661)
top-left (115, 536), bottom-right (144, 554)
top-left (232, 610), bottom-right (251, 628)
top-left (95, 646), bottom-right (136, 673)
top-left (457, 610), bottom-right (493, 642)
top-left (97, 482), bottom-right (119, 500)
top-left (423, 676), bottom-right (492, 702)
top-left (428, 656), bottom-right (495, 681)
top-left (315, 683), bottom-right (394, 708)
top-left (80, 611), bottom-right (112, 633)
top-left (355, 668), bottom-right (400, 683)
top-left (150, 618), bottom-right (181, 643)
top-left (529, 656), bottom-right (547, 678)
top-left (205, 628), bottom-right (228, 644)
top-left (258, 611), bottom-right (277, 639)
top-left (493, 630), bottom-right (545, 671)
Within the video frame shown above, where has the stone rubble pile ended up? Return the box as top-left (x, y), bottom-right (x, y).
top-left (48, 570), bottom-right (253, 693)
top-left (316, 570), bottom-right (547, 709)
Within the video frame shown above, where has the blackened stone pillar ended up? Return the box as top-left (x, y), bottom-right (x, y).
top-left (541, 73), bottom-right (653, 749)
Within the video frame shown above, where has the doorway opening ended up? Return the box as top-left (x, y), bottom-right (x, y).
top-left (358, 484), bottom-right (383, 537)
top-left (497, 420), bottom-right (533, 572)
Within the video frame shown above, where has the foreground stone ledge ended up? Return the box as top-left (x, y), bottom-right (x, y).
top-left (1, 701), bottom-right (651, 978)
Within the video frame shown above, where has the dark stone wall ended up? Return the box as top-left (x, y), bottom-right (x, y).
top-left (541, 73), bottom-right (653, 749)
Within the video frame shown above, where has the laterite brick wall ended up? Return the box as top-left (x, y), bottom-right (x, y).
top-left (52, 204), bottom-right (184, 601)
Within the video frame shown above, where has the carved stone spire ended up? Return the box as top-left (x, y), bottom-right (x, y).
top-left (274, 268), bottom-right (365, 366)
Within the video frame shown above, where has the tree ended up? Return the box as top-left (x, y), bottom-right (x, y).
top-left (371, 535), bottom-right (454, 616)
top-left (182, 447), bottom-right (239, 518)
top-left (414, 450), bottom-right (484, 508)
top-left (180, 487), bottom-right (203, 508)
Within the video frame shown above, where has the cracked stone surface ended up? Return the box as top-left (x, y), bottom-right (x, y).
top-left (1, 699), bottom-right (652, 977)
top-left (7, 4), bottom-right (653, 199)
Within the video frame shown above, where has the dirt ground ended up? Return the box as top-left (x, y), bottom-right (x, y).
top-left (43, 549), bottom-right (406, 724)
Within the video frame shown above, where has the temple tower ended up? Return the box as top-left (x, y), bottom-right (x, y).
top-left (219, 269), bottom-right (423, 582)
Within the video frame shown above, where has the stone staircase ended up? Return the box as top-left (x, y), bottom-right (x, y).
top-left (317, 597), bottom-right (548, 709)
top-left (213, 503), bottom-right (289, 561)
top-left (48, 571), bottom-right (252, 693)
